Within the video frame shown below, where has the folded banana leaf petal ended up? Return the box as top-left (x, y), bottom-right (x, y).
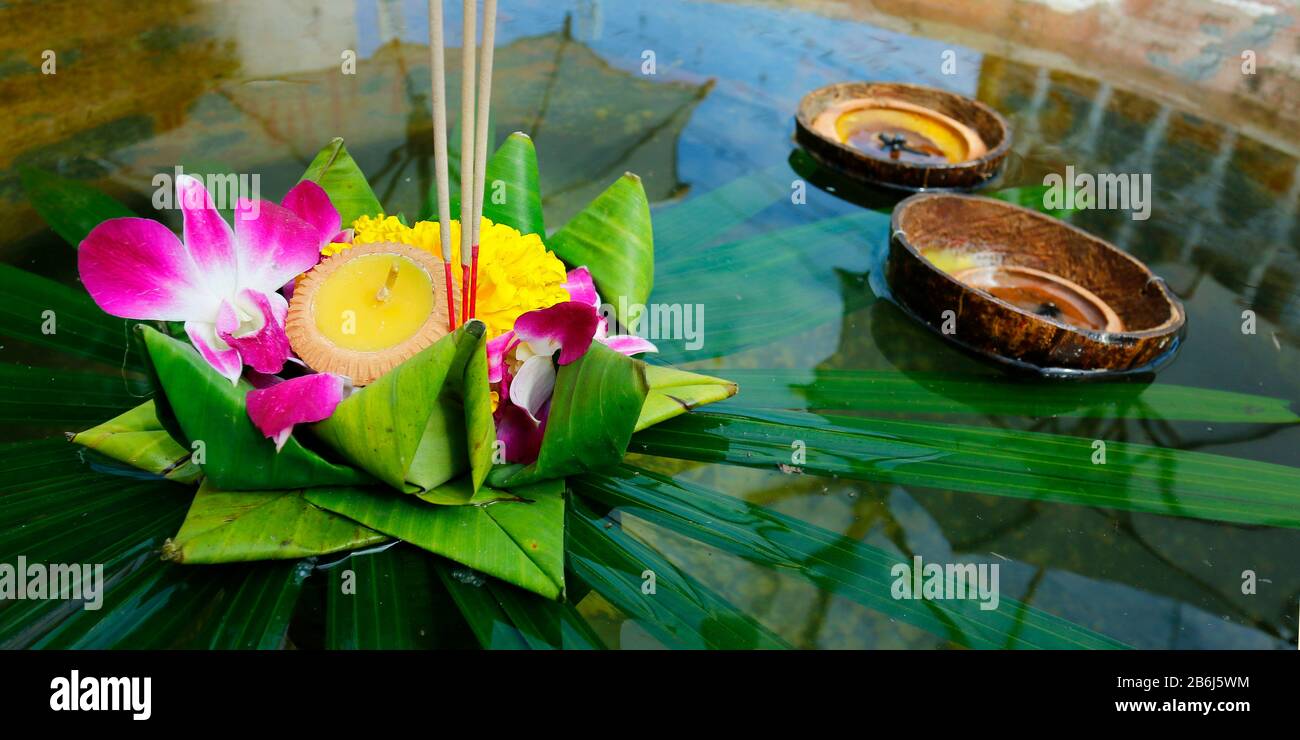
top-left (69, 400), bottom-right (202, 484)
top-left (140, 326), bottom-right (373, 489)
top-left (299, 138), bottom-right (383, 229)
top-left (431, 131), bottom-right (544, 236)
top-left (306, 480), bottom-right (566, 600)
top-left (311, 320), bottom-right (495, 494)
top-left (490, 342), bottom-right (649, 489)
top-left (415, 476), bottom-right (524, 505)
top-left (163, 480), bottom-right (390, 564)
top-left (636, 364), bottom-right (738, 432)
top-left (547, 173), bottom-right (654, 333)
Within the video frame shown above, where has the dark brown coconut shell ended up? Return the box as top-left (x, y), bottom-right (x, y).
top-left (886, 193), bottom-right (1185, 376)
top-left (796, 82), bottom-right (1011, 191)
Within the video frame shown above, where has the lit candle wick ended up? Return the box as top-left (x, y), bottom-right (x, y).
top-left (375, 261), bottom-right (400, 303)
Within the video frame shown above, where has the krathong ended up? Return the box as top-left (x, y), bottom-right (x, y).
top-left (66, 0), bottom-right (736, 600)
top-left (69, 135), bottom-right (736, 600)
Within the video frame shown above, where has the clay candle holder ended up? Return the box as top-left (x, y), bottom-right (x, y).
top-left (886, 193), bottom-right (1185, 376)
top-left (287, 242), bottom-right (454, 385)
top-left (796, 82), bottom-right (1010, 190)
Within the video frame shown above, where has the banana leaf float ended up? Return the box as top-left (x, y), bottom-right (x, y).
top-left (68, 134), bottom-right (736, 600)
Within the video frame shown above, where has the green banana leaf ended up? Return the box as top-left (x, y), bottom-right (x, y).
top-left (69, 400), bottom-right (201, 483)
top-left (139, 325), bottom-right (373, 489)
top-left (489, 342), bottom-right (649, 488)
top-left (312, 320), bottom-right (495, 494)
top-left (306, 479), bottom-right (566, 600)
top-left (162, 480), bottom-right (390, 564)
top-left (636, 364), bottom-right (739, 432)
top-left (421, 131), bottom-right (546, 237)
top-left (18, 167), bottom-right (135, 247)
top-left (547, 173), bottom-right (655, 332)
top-left (300, 138), bottom-right (384, 228)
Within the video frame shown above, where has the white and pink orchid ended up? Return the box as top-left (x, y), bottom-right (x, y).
top-left (78, 175), bottom-right (342, 384)
top-left (488, 267), bottom-right (657, 463)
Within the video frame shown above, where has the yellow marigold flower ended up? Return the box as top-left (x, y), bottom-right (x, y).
top-left (325, 215), bottom-right (570, 339)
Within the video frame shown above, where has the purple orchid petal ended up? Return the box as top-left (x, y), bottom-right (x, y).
top-left (280, 180), bottom-right (341, 248)
top-left (246, 373), bottom-right (347, 452)
top-left (233, 198), bottom-right (326, 294)
top-left (513, 301), bottom-right (598, 365)
top-left (562, 266), bottom-right (600, 308)
top-left (177, 175), bottom-right (239, 301)
top-left (495, 402), bottom-right (546, 464)
top-left (185, 320), bottom-right (243, 385)
top-left (509, 354), bottom-right (557, 424)
top-left (601, 334), bottom-right (658, 356)
top-left (486, 330), bottom-right (516, 384)
top-left (217, 289), bottom-right (292, 375)
top-left (78, 217), bottom-right (218, 321)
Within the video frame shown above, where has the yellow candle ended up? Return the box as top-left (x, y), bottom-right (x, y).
top-left (835, 108), bottom-right (970, 163)
top-left (812, 97), bottom-right (988, 165)
top-left (313, 254), bottom-right (434, 352)
top-left (286, 242), bottom-right (451, 385)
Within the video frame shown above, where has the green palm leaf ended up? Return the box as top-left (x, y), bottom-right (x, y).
top-left (324, 546), bottom-right (477, 649)
top-left (18, 167), bottom-right (135, 247)
top-left (0, 264), bottom-right (142, 369)
top-left (632, 408), bottom-right (1300, 528)
top-left (574, 465), bottom-right (1126, 649)
top-left (717, 368), bottom-right (1300, 423)
top-left (568, 495), bottom-right (790, 649)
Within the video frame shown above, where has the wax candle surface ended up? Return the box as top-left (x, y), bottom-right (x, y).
top-left (312, 253), bottom-right (434, 352)
top-left (836, 108), bottom-right (968, 164)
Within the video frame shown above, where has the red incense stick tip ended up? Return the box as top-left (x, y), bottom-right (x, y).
top-left (461, 263), bottom-right (472, 325)
top-left (469, 246), bottom-right (480, 319)
top-left (443, 262), bottom-right (457, 331)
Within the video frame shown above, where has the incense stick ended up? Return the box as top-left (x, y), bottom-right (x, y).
top-left (469, 0), bottom-right (497, 320)
top-left (428, 0), bottom-right (456, 331)
top-left (459, 0), bottom-right (477, 325)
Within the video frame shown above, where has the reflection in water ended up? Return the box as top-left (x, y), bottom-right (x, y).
top-left (1, 0), bottom-right (1297, 649)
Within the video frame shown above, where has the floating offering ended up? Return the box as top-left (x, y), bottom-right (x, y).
top-left (886, 193), bottom-right (1185, 376)
top-left (286, 242), bottom-right (451, 385)
top-left (797, 82), bottom-right (1010, 190)
top-left (63, 0), bottom-right (738, 601)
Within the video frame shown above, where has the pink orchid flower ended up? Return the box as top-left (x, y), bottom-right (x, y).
top-left (78, 175), bottom-right (341, 383)
top-left (487, 267), bottom-right (657, 463)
